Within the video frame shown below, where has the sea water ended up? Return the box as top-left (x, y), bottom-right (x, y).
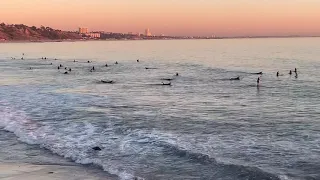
top-left (0, 38), bottom-right (320, 180)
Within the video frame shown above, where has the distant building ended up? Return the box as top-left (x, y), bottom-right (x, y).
top-left (79, 27), bottom-right (88, 34)
top-left (85, 32), bottom-right (101, 38)
top-left (145, 28), bottom-right (152, 36)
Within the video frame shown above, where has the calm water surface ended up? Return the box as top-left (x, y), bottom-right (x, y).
top-left (0, 38), bottom-right (320, 180)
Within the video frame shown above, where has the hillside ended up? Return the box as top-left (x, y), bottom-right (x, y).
top-left (0, 23), bottom-right (81, 41)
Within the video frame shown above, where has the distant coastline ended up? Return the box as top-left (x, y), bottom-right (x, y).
top-left (1, 36), bottom-right (319, 44)
top-left (2, 23), bottom-right (319, 43)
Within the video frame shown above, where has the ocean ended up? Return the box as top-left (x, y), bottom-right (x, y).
top-left (0, 38), bottom-right (319, 180)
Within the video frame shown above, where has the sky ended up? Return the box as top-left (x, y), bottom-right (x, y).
top-left (1, 0), bottom-right (320, 37)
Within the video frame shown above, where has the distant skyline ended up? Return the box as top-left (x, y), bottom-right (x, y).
top-left (1, 0), bottom-right (320, 37)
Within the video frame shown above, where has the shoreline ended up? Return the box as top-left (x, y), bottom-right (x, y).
top-left (1, 36), bottom-right (320, 44)
top-left (0, 163), bottom-right (115, 180)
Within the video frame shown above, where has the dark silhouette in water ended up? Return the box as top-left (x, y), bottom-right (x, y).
top-left (58, 66), bottom-right (60, 69)
top-left (115, 61), bottom-right (118, 64)
top-left (92, 66), bottom-right (95, 71)
top-left (289, 70), bottom-right (292, 75)
top-left (105, 63), bottom-right (108, 67)
top-left (50, 63), bottom-right (52, 65)
top-left (45, 57), bottom-right (47, 60)
top-left (162, 82), bottom-right (171, 86)
top-left (64, 71), bottom-right (68, 74)
top-left (294, 68), bottom-right (297, 73)
top-left (69, 68), bottom-right (72, 72)
top-left (276, 71), bottom-right (279, 77)
top-left (176, 72), bottom-right (179, 76)
top-left (137, 59), bottom-right (139, 62)
top-left (87, 61), bottom-right (91, 63)
top-left (65, 67), bottom-right (67, 70)
top-left (21, 57), bottom-right (24, 60)
top-left (230, 76), bottom-right (240, 80)
top-left (251, 72), bottom-right (263, 75)
top-left (145, 67), bottom-right (158, 70)
top-left (92, 146), bottom-right (102, 151)
top-left (101, 80), bottom-right (114, 84)
top-left (257, 77), bottom-right (260, 86)
top-left (59, 64), bottom-right (63, 67)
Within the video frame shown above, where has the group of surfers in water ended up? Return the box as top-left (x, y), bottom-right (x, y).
top-left (17, 54), bottom-right (298, 87)
top-left (230, 68), bottom-right (298, 86)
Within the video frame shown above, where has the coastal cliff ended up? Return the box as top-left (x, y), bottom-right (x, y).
top-left (0, 23), bottom-right (81, 41)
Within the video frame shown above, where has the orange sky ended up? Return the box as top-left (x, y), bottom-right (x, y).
top-left (1, 0), bottom-right (320, 36)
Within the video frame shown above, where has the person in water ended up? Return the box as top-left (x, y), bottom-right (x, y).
top-left (230, 76), bottom-right (240, 80)
top-left (289, 70), bottom-right (292, 75)
top-left (58, 66), bottom-right (60, 69)
top-left (105, 63), bottom-right (108, 67)
top-left (92, 66), bottom-right (95, 71)
top-left (276, 71), bottom-right (279, 77)
top-left (64, 71), bottom-right (68, 74)
top-left (115, 61), bottom-right (118, 64)
top-left (137, 59), bottom-right (139, 62)
top-left (69, 68), bottom-right (72, 72)
top-left (257, 77), bottom-right (260, 85)
top-left (294, 68), bottom-right (297, 73)
top-left (176, 72), bottom-right (179, 76)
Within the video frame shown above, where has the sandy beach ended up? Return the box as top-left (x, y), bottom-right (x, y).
top-left (0, 163), bottom-right (112, 180)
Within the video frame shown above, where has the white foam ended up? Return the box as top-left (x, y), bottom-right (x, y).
top-left (0, 102), bottom-right (142, 180)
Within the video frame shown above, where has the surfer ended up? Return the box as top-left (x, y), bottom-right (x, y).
top-left (230, 76), bottom-right (240, 80)
top-left (137, 59), bottom-right (139, 62)
top-left (257, 77), bottom-right (260, 86)
top-left (105, 63), bottom-right (108, 67)
top-left (276, 71), bottom-right (279, 77)
top-left (251, 72), bottom-right (262, 75)
top-left (162, 82), bottom-right (171, 86)
top-left (289, 70), bottom-right (292, 75)
top-left (176, 72), bottom-right (179, 76)
top-left (115, 61), bottom-right (118, 64)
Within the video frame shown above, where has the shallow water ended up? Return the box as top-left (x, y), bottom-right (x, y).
top-left (0, 38), bottom-right (320, 180)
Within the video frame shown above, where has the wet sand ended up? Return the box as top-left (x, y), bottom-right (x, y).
top-left (0, 163), bottom-right (112, 180)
